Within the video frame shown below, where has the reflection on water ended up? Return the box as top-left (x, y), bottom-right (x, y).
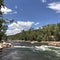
top-left (0, 42), bottom-right (60, 60)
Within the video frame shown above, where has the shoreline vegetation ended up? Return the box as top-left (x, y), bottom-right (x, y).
top-left (0, 0), bottom-right (60, 50)
top-left (7, 23), bottom-right (60, 43)
top-left (5, 22), bottom-right (60, 48)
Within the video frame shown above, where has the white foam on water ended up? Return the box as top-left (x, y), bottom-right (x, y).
top-left (44, 45), bottom-right (60, 57)
top-left (35, 45), bottom-right (60, 50)
top-left (51, 50), bottom-right (60, 57)
top-left (34, 45), bottom-right (52, 51)
top-left (34, 45), bottom-right (60, 57)
top-left (14, 46), bottom-right (33, 49)
top-left (14, 46), bottom-right (26, 48)
top-left (14, 45), bottom-right (60, 57)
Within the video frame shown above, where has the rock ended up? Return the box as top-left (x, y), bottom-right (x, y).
top-left (48, 42), bottom-right (60, 47)
top-left (0, 42), bottom-right (13, 48)
top-left (6, 43), bottom-right (13, 48)
top-left (0, 43), bottom-right (3, 49)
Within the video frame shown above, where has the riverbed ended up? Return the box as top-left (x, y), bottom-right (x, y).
top-left (0, 42), bottom-right (60, 60)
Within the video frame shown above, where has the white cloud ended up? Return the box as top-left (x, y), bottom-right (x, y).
top-left (47, 2), bottom-right (60, 13)
top-left (6, 21), bottom-right (34, 35)
top-left (6, 29), bottom-right (21, 35)
top-left (35, 27), bottom-right (39, 29)
top-left (35, 22), bottom-right (39, 25)
top-left (1, 6), bottom-right (12, 14)
top-left (1, 6), bottom-right (17, 14)
top-left (9, 11), bottom-right (18, 14)
top-left (41, 0), bottom-right (47, 3)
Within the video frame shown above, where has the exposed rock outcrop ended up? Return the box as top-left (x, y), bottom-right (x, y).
top-left (0, 42), bottom-right (13, 49)
top-left (48, 42), bottom-right (60, 46)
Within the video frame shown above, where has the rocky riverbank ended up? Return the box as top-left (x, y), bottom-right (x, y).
top-left (0, 42), bottom-right (13, 49)
top-left (15, 40), bottom-right (60, 47)
top-left (0, 41), bottom-right (60, 49)
top-left (47, 41), bottom-right (60, 46)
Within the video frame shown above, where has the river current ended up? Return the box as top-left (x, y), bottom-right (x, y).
top-left (0, 42), bottom-right (60, 60)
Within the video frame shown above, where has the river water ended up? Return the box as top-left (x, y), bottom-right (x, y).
top-left (0, 42), bottom-right (60, 60)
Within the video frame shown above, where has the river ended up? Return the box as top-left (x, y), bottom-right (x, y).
top-left (0, 42), bottom-right (60, 60)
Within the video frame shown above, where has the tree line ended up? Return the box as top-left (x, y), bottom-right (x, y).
top-left (0, 0), bottom-right (60, 42)
top-left (8, 23), bottom-right (60, 42)
top-left (0, 0), bottom-right (13, 42)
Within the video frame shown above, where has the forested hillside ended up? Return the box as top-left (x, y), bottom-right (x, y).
top-left (7, 22), bottom-right (60, 42)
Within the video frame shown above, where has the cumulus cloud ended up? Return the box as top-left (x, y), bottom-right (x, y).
top-left (1, 6), bottom-right (17, 14)
top-left (9, 11), bottom-right (18, 14)
top-left (41, 0), bottom-right (47, 3)
top-left (35, 27), bottom-right (39, 29)
top-left (35, 22), bottom-right (39, 25)
top-left (47, 2), bottom-right (60, 13)
top-left (6, 29), bottom-right (21, 36)
top-left (1, 6), bottom-right (12, 14)
top-left (6, 21), bottom-right (34, 35)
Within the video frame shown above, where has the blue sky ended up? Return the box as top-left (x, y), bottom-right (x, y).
top-left (2, 0), bottom-right (60, 35)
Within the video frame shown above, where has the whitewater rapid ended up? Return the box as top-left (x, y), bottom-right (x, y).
top-left (1, 42), bottom-right (60, 60)
top-left (14, 45), bottom-right (60, 57)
